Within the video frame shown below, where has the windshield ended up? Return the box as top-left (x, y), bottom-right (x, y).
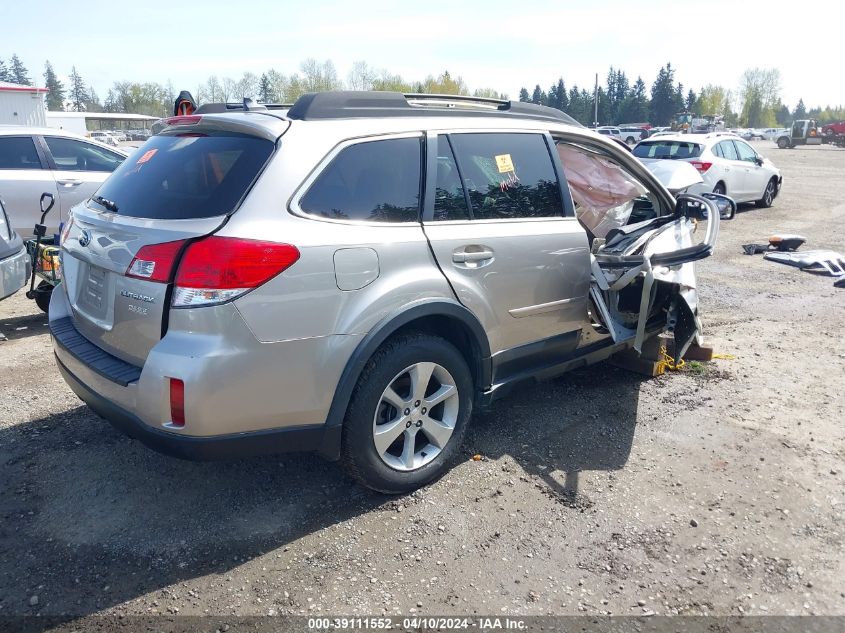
top-left (633, 141), bottom-right (703, 160)
top-left (93, 133), bottom-right (274, 219)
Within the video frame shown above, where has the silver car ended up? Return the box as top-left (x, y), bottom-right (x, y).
top-left (0, 196), bottom-right (29, 302)
top-left (50, 92), bottom-right (724, 493)
top-left (0, 127), bottom-right (127, 236)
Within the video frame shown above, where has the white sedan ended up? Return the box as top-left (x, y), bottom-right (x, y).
top-left (633, 133), bottom-right (782, 207)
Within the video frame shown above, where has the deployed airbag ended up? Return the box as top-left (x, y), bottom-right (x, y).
top-left (557, 144), bottom-right (647, 237)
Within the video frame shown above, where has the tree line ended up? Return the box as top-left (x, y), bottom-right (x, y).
top-left (2, 53), bottom-right (844, 127)
top-left (518, 63), bottom-right (845, 128)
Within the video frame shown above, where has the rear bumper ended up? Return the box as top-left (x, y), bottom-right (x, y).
top-left (56, 354), bottom-right (338, 460)
top-left (0, 245), bottom-right (30, 301)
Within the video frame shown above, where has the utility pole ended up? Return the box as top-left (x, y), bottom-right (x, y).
top-left (593, 73), bottom-right (599, 128)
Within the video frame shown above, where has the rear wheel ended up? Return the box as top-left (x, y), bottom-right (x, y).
top-left (341, 333), bottom-right (473, 493)
top-left (756, 178), bottom-right (777, 208)
top-left (713, 182), bottom-right (726, 196)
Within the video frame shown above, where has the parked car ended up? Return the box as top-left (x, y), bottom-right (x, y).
top-left (761, 128), bottom-right (787, 141)
top-left (618, 126), bottom-right (648, 144)
top-left (595, 126), bottom-right (622, 139)
top-left (0, 195), bottom-right (30, 302)
top-left (50, 92), bottom-right (723, 493)
top-left (822, 121), bottom-right (845, 137)
top-left (0, 127), bottom-right (127, 236)
top-left (89, 131), bottom-right (120, 146)
top-left (633, 133), bottom-right (782, 206)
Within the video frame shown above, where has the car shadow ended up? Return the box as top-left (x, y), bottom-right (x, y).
top-left (0, 362), bottom-right (642, 622)
top-left (0, 310), bottom-right (49, 341)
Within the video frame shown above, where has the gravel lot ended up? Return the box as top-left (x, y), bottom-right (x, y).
top-left (1, 141), bottom-right (843, 622)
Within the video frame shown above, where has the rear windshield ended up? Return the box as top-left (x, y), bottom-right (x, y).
top-left (93, 133), bottom-right (274, 219)
top-left (633, 141), bottom-right (703, 160)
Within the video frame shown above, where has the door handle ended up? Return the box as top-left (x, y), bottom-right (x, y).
top-left (57, 179), bottom-right (83, 187)
top-left (453, 250), bottom-right (494, 263)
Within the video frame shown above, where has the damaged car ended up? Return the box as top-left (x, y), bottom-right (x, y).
top-left (50, 92), bottom-right (729, 493)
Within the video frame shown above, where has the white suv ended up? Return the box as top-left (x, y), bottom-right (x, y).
top-left (633, 133), bottom-right (781, 207)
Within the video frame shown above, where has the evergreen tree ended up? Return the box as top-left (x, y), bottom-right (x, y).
top-left (650, 63), bottom-right (677, 126)
top-left (9, 54), bottom-right (32, 85)
top-left (68, 66), bottom-right (88, 111)
top-left (531, 84), bottom-right (547, 106)
top-left (793, 98), bottom-right (806, 119)
top-left (518, 87), bottom-right (530, 102)
top-left (258, 73), bottom-right (272, 102)
top-left (776, 104), bottom-right (791, 125)
top-left (685, 89), bottom-right (698, 113)
top-left (43, 61), bottom-right (65, 111)
top-left (0, 58), bottom-right (11, 82)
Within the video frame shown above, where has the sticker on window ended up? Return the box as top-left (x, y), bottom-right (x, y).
top-left (136, 149), bottom-right (158, 164)
top-left (495, 153), bottom-right (515, 173)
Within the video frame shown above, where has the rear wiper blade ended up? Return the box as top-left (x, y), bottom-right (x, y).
top-left (91, 195), bottom-right (119, 213)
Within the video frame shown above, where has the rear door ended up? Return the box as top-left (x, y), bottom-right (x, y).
top-left (39, 135), bottom-right (126, 219)
top-left (732, 139), bottom-right (767, 199)
top-left (422, 131), bottom-right (590, 358)
top-left (60, 128), bottom-right (277, 366)
top-left (714, 140), bottom-right (746, 199)
top-left (0, 135), bottom-right (60, 237)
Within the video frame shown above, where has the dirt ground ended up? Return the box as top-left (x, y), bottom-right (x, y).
top-left (0, 141), bottom-right (843, 623)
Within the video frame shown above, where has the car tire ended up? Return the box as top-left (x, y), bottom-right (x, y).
top-left (777, 137), bottom-right (790, 149)
top-left (341, 333), bottom-right (473, 494)
top-left (756, 178), bottom-right (777, 208)
top-left (34, 281), bottom-right (52, 313)
top-left (713, 182), bottom-right (726, 196)
top-left (626, 136), bottom-right (636, 145)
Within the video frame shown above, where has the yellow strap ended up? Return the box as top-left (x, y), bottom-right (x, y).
top-left (712, 353), bottom-right (736, 360)
top-left (656, 345), bottom-right (685, 372)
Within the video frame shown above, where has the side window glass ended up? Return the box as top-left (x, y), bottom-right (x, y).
top-left (300, 137), bottom-right (421, 222)
top-left (44, 137), bottom-right (125, 172)
top-left (734, 141), bottom-right (757, 162)
top-left (712, 143), bottom-right (723, 158)
top-left (449, 133), bottom-right (562, 220)
top-left (0, 136), bottom-right (42, 170)
top-left (720, 141), bottom-right (739, 161)
top-left (433, 136), bottom-right (470, 221)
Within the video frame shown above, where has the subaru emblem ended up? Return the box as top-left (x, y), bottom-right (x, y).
top-left (78, 229), bottom-right (92, 247)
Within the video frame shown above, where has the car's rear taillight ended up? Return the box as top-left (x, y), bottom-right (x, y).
top-left (126, 240), bottom-right (187, 283)
top-left (172, 236), bottom-right (300, 307)
top-left (690, 160), bottom-right (713, 173)
top-left (169, 378), bottom-right (185, 428)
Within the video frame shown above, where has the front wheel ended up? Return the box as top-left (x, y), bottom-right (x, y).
top-left (756, 179), bottom-right (777, 208)
top-left (777, 137), bottom-right (790, 149)
top-left (341, 333), bottom-right (473, 493)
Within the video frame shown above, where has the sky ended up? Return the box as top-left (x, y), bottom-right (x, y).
top-left (2, 0), bottom-right (843, 110)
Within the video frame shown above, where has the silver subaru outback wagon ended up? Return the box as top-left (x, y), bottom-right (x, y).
top-left (50, 92), bottom-right (725, 493)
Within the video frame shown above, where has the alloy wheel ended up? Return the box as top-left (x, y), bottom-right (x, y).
top-left (372, 362), bottom-right (459, 471)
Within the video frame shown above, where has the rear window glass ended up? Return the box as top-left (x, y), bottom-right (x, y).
top-left (0, 136), bottom-right (41, 170)
top-left (93, 133), bottom-right (274, 219)
top-left (632, 141), bottom-right (703, 160)
top-left (300, 137), bottom-right (422, 222)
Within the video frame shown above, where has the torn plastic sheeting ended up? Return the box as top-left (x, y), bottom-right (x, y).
top-left (764, 250), bottom-right (845, 276)
top-left (556, 143), bottom-right (647, 237)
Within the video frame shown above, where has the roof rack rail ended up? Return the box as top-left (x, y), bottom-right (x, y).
top-left (194, 99), bottom-right (293, 114)
top-left (284, 91), bottom-right (582, 126)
